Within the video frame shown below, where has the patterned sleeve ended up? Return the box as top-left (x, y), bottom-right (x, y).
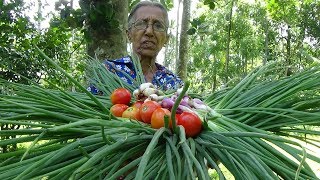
top-left (87, 84), bottom-right (101, 95)
top-left (103, 59), bottom-right (135, 84)
top-left (164, 75), bottom-right (184, 90)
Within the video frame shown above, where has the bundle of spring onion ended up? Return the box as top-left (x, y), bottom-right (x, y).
top-left (0, 48), bottom-right (319, 179)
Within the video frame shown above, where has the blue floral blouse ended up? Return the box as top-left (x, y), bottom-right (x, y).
top-left (87, 56), bottom-right (183, 95)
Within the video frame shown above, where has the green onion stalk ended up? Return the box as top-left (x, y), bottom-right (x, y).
top-left (0, 47), bottom-right (319, 179)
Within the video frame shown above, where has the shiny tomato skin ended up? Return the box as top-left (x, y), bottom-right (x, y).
top-left (110, 88), bottom-right (131, 105)
top-left (110, 104), bottom-right (129, 117)
top-left (140, 101), bottom-right (161, 124)
top-left (174, 113), bottom-right (181, 126)
top-left (175, 113), bottom-right (181, 121)
top-left (122, 107), bottom-right (141, 121)
top-left (131, 101), bottom-right (144, 109)
top-left (151, 108), bottom-right (172, 129)
top-left (177, 112), bottom-right (202, 137)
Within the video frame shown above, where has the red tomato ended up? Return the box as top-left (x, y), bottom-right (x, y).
top-left (131, 101), bottom-right (144, 109)
top-left (140, 101), bottom-right (161, 123)
top-left (177, 112), bottom-right (202, 137)
top-left (174, 113), bottom-right (181, 126)
top-left (122, 107), bottom-right (141, 121)
top-left (151, 108), bottom-right (172, 129)
top-left (175, 113), bottom-right (181, 121)
top-left (110, 104), bottom-right (129, 117)
top-left (110, 88), bottom-right (131, 105)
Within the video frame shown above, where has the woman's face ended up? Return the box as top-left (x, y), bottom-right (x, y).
top-left (127, 6), bottom-right (168, 59)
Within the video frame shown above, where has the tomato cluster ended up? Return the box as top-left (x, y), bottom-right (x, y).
top-left (109, 87), bottom-right (203, 137)
top-left (109, 88), bottom-right (141, 121)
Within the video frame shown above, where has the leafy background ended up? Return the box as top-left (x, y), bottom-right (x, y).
top-left (1, 0), bottom-right (319, 91)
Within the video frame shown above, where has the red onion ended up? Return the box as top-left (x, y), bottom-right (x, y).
top-left (177, 105), bottom-right (194, 113)
top-left (161, 98), bottom-right (174, 110)
top-left (192, 98), bottom-right (204, 104)
top-left (180, 100), bottom-right (190, 107)
top-left (188, 98), bottom-right (207, 109)
top-left (171, 94), bottom-right (177, 101)
top-left (192, 102), bottom-right (208, 110)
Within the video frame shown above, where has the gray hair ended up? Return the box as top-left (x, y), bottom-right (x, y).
top-left (128, 1), bottom-right (169, 29)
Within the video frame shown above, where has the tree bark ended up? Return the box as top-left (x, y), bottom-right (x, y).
top-left (298, 2), bottom-right (306, 70)
top-left (244, 55), bottom-right (248, 75)
top-left (224, 0), bottom-right (235, 83)
top-left (164, 29), bottom-right (172, 68)
top-left (81, 0), bottom-right (128, 61)
top-left (212, 55), bottom-right (217, 92)
top-left (286, 25), bottom-right (292, 76)
top-left (176, 0), bottom-right (190, 80)
top-left (174, 0), bottom-right (182, 71)
top-left (263, 17), bottom-right (269, 65)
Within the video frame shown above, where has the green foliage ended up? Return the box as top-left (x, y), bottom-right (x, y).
top-left (2, 0), bottom-right (319, 95)
top-left (267, 0), bottom-right (299, 24)
top-left (203, 0), bottom-right (216, 10)
top-left (0, 0), bottom-right (86, 90)
top-left (0, 0), bottom-right (40, 84)
top-left (181, 0), bottom-right (320, 93)
top-left (53, 0), bottom-right (122, 43)
top-left (187, 15), bottom-right (207, 35)
top-left (160, 0), bottom-right (174, 10)
top-left (35, 26), bottom-right (86, 90)
top-left (300, 1), bottom-right (320, 43)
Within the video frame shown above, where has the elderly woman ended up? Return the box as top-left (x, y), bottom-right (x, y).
top-left (89, 1), bottom-right (183, 95)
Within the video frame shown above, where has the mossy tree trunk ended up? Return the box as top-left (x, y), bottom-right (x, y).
top-left (176, 0), bottom-right (190, 80)
top-left (80, 0), bottom-right (128, 60)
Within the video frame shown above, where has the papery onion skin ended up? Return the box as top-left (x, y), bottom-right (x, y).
top-left (161, 98), bottom-right (174, 110)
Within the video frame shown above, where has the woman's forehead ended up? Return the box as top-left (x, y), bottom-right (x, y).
top-left (134, 6), bottom-right (166, 22)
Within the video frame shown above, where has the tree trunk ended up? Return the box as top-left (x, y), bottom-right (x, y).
top-left (263, 17), bottom-right (269, 65)
top-left (176, 0), bottom-right (190, 80)
top-left (298, 2), bottom-right (306, 70)
top-left (174, 0), bottom-right (182, 71)
top-left (212, 55), bottom-right (217, 92)
top-left (286, 25), bottom-right (292, 76)
top-left (224, 0), bottom-right (235, 83)
top-left (36, 0), bottom-right (42, 30)
top-left (164, 28), bottom-right (172, 68)
top-left (244, 55), bottom-right (248, 75)
top-left (81, 0), bottom-right (128, 60)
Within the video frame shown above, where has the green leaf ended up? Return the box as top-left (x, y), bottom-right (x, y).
top-left (166, 0), bottom-right (174, 9)
top-left (190, 18), bottom-right (201, 27)
top-left (187, 27), bottom-right (197, 35)
top-left (208, 2), bottom-right (215, 10)
top-left (203, 0), bottom-right (216, 10)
